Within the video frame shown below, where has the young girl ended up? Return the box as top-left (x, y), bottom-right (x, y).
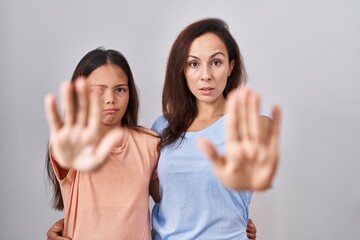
top-left (150, 18), bottom-right (281, 239)
top-left (45, 48), bottom-right (160, 240)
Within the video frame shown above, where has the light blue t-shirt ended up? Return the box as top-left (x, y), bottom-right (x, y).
top-left (151, 115), bottom-right (252, 240)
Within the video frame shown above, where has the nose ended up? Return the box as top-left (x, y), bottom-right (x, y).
top-left (105, 91), bottom-right (116, 104)
top-left (201, 66), bottom-right (212, 81)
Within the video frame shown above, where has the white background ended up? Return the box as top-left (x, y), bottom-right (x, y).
top-left (1, 0), bottom-right (359, 239)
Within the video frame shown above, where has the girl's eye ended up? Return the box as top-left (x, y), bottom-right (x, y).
top-left (212, 60), bottom-right (222, 66)
top-left (116, 88), bottom-right (126, 93)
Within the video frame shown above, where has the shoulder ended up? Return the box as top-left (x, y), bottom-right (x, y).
top-left (151, 115), bottom-right (168, 135)
top-left (127, 127), bottom-right (159, 144)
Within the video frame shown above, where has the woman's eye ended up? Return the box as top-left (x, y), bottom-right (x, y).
top-left (189, 61), bottom-right (198, 68)
top-left (212, 60), bottom-right (222, 66)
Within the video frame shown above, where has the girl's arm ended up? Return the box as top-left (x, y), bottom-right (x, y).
top-left (44, 78), bottom-right (124, 172)
top-left (246, 218), bottom-right (257, 240)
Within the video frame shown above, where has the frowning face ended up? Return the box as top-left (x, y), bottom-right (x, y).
top-left (87, 64), bottom-right (129, 127)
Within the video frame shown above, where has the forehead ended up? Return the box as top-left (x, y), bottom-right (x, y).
top-left (188, 32), bottom-right (228, 57)
top-left (87, 64), bottom-right (128, 85)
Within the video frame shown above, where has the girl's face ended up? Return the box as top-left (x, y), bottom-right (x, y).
top-left (87, 64), bottom-right (129, 127)
top-left (184, 32), bottom-right (234, 106)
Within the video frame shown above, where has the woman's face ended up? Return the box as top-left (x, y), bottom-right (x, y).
top-left (87, 64), bottom-right (129, 127)
top-left (184, 32), bottom-right (234, 106)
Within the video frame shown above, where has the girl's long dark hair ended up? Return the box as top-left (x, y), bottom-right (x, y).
top-left (160, 18), bottom-right (247, 150)
top-left (46, 47), bottom-right (143, 210)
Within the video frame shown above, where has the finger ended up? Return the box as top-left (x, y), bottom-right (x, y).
top-left (238, 85), bottom-right (249, 140)
top-left (46, 234), bottom-right (71, 240)
top-left (269, 105), bottom-right (281, 147)
top-left (88, 88), bottom-right (102, 135)
top-left (46, 230), bottom-right (70, 240)
top-left (247, 218), bottom-right (257, 233)
top-left (46, 219), bottom-right (71, 240)
top-left (247, 90), bottom-right (260, 142)
top-left (225, 89), bottom-right (240, 142)
top-left (75, 77), bottom-right (89, 126)
top-left (258, 115), bottom-right (272, 144)
top-left (197, 138), bottom-right (224, 168)
top-left (266, 106), bottom-right (281, 173)
top-left (61, 81), bottom-right (75, 125)
top-left (44, 94), bottom-right (62, 133)
top-left (247, 233), bottom-right (256, 240)
top-left (246, 218), bottom-right (257, 239)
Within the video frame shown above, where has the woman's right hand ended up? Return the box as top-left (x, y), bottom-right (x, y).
top-left (197, 86), bottom-right (281, 191)
top-left (44, 78), bottom-right (124, 171)
top-left (46, 219), bottom-right (70, 240)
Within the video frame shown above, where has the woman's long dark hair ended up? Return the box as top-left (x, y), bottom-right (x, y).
top-left (46, 47), bottom-right (142, 210)
top-left (160, 18), bottom-right (247, 150)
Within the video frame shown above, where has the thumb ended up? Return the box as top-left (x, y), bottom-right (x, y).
top-left (96, 128), bottom-right (124, 161)
top-left (197, 138), bottom-right (224, 168)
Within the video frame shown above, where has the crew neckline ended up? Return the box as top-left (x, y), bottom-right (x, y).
top-left (185, 115), bottom-right (226, 137)
top-left (110, 127), bottom-right (129, 153)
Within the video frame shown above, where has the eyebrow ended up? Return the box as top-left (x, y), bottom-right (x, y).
top-left (89, 84), bottom-right (128, 88)
top-left (187, 51), bottom-right (226, 59)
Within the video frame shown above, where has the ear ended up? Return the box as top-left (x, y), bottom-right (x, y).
top-left (228, 60), bottom-right (235, 77)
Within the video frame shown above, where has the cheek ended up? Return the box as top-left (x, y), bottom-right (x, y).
top-left (218, 72), bottom-right (229, 85)
top-left (119, 95), bottom-right (130, 109)
top-left (185, 75), bottom-right (197, 90)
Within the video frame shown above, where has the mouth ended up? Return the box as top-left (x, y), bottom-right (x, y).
top-left (199, 87), bottom-right (215, 95)
top-left (103, 108), bottom-right (119, 114)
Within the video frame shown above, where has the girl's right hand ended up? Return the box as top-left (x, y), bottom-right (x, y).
top-left (44, 77), bottom-right (124, 171)
top-left (46, 219), bottom-right (70, 240)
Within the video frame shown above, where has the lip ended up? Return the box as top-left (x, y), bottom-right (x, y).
top-left (199, 87), bottom-right (215, 95)
top-left (103, 108), bottom-right (119, 114)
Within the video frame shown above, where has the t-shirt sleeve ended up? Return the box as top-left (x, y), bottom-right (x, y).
top-left (151, 115), bottom-right (168, 136)
top-left (49, 145), bottom-right (75, 184)
top-left (150, 137), bottom-right (160, 181)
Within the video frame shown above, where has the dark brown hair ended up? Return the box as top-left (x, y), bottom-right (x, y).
top-left (46, 47), bottom-right (142, 210)
top-left (160, 18), bottom-right (247, 149)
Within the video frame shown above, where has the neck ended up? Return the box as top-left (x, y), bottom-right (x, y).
top-left (187, 96), bottom-right (226, 132)
top-left (196, 96), bottom-right (226, 120)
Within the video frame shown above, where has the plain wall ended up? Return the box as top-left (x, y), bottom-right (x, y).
top-left (1, 0), bottom-right (359, 239)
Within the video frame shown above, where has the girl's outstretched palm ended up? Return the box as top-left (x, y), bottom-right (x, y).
top-left (198, 86), bottom-right (281, 191)
top-left (44, 78), bottom-right (123, 171)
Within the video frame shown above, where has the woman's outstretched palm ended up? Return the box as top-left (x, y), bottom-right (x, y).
top-left (198, 86), bottom-right (281, 191)
top-left (44, 78), bottom-right (123, 171)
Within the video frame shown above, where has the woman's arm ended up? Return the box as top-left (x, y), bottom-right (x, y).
top-left (149, 178), bottom-right (160, 203)
top-left (197, 86), bottom-right (281, 191)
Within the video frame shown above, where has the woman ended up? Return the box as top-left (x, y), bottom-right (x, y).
top-left (150, 17), bottom-right (280, 239)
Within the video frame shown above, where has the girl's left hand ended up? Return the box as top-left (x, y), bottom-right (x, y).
top-left (246, 218), bottom-right (257, 240)
top-left (197, 86), bottom-right (281, 191)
